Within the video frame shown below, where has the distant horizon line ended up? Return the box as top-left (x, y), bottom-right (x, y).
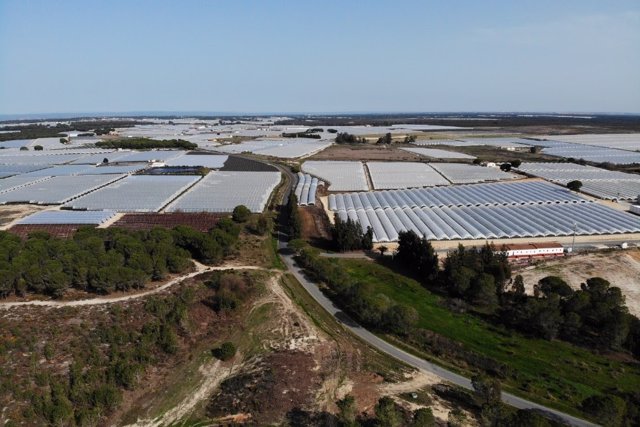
top-left (1, 110), bottom-right (640, 122)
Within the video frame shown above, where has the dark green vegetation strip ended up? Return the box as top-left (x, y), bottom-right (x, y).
top-left (0, 120), bottom-right (139, 142)
top-left (96, 137), bottom-right (197, 150)
top-left (337, 259), bottom-right (640, 416)
top-left (0, 219), bottom-right (240, 298)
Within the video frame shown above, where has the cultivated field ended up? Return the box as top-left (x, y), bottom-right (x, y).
top-left (8, 224), bottom-right (92, 238)
top-left (517, 250), bottom-right (640, 316)
top-left (111, 212), bottom-right (223, 232)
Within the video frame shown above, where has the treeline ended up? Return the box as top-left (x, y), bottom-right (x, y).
top-left (94, 127), bottom-right (115, 135)
top-left (274, 114), bottom-right (640, 133)
top-left (376, 132), bottom-right (393, 144)
top-left (281, 128), bottom-right (324, 139)
top-left (376, 133), bottom-right (416, 144)
top-left (288, 381), bottom-right (556, 427)
top-left (289, 394), bottom-right (438, 427)
top-left (331, 215), bottom-right (373, 251)
top-left (281, 132), bottom-right (321, 139)
top-left (0, 120), bottom-right (139, 142)
top-left (335, 132), bottom-right (367, 144)
top-left (501, 276), bottom-right (639, 354)
top-left (95, 137), bottom-right (197, 150)
top-left (0, 220), bottom-right (239, 298)
top-left (293, 244), bottom-right (419, 335)
top-left (395, 231), bottom-right (640, 358)
top-left (285, 194), bottom-right (301, 239)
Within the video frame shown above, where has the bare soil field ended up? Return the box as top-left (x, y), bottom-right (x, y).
top-left (516, 249), bottom-right (640, 316)
top-left (299, 204), bottom-right (332, 249)
top-left (8, 223), bottom-right (91, 238)
top-left (309, 144), bottom-right (422, 161)
top-left (110, 212), bottom-right (223, 232)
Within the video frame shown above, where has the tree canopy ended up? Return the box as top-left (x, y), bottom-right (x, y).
top-left (335, 132), bottom-right (366, 144)
top-left (95, 137), bottom-right (197, 150)
top-left (567, 180), bottom-right (583, 191)
top-left (0, 222), bottom-right (239, 298)
top-left (331, 215), bottom-right (373, 252)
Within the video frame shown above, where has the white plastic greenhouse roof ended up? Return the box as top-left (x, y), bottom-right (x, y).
top-left (333, 202), bottom-right (640, 242)
top-left (411, 138), bottom-right (534, 149)
top-left (0, 165), bottom-right (50, 178)
top-left (18, 210), bottom-right (117, 225)
top-left (400, 147), bottom-right (476, 160)
top-left (65, 175), bottom-right (200, 212)
top-left (538, 134), bottom-right (640, 151)
top-left (70, 151), bottom-right (132, 165)
top-left (164, 154), bottom-right (229, 168)
top-left (430, 163), bottom-right (516, 184)
top-left (532, 140), bottom-right (640, 164)
top-left (294, 173), bottom-right (319, 206)
top-left (328, 181), bottom-right (587, 212)
top-left (114, 150), bottom-right (185, 163)
top-left (0, 153), bottom-right (88, 165)
top-left (517, 162), bottom-right (640, 200)
top-left (366, 162), bottom-right (449, 189)
top-left (216, 138), bottom-right (332, 159)
top-left (0, 174), bottom-right (125, 205)
top-left (81, 165), bottom-right (146, 175)
top-left (20, 165), bottom-right (96, 177)
top-left (302, 161), bottom-right (369, 191)
top-left (0, 176), bottom-right (48, 193)
top-left (166, 171), bottom-right (281, 213)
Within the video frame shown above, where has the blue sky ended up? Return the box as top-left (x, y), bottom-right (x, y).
top-left (1, 0), bottom-right (639, 115)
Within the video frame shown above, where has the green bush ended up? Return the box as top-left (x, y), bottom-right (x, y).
top-left (567, 180), bottom-right (583, 191)
top-left (232, 205), bottom-right (251, 223)
top-left (0, 222), bottom-right (239, 298)
top-left (95, 137), bottom-right (197, 150)
top-left (212, 342), bottom-right (236, 361)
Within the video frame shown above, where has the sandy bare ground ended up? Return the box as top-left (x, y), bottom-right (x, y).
top-left (259, 274), bottom-right (324, 354)
top-left (378, 371), bottom-right (478, 425)
top-left (129, 272), bottom-right (324, 426)
top-left (125, 358), bottom-right (244, 427)
top-left (517, 250), bottom-right (640, 316)
top-left (0, 204), bottom-right (52, 228)
top-left (0, 261), bottom-right (271, 310)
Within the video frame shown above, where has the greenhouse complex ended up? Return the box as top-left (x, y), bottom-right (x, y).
top-left (1, 119), bottom-right (639, 248)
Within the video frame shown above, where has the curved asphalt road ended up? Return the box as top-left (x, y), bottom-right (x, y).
top-left (278, 241), bottom-right (597, 426)
top-left (271, 168), bottom-right (596, 427)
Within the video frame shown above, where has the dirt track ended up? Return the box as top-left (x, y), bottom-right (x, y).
top-left (0, 261), bottom-right (271, 309)
top-left (127, 358), bottom-right (244, 427)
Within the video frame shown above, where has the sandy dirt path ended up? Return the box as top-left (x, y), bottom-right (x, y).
top-left (379, 371), bottom-right (477, 425)
top-left (127, 272), bottom-right (322, 426)
top-left (125, 358), bottom-right (243, 427)
top-left (0, 261), bottom-right (269, 310)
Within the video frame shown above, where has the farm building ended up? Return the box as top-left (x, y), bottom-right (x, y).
top-left (500, 242), bottom-right (564, 259)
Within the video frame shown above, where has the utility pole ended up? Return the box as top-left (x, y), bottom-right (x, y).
top-left (571, 222), bottom-right (577, 254)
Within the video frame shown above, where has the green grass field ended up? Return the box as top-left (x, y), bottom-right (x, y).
top-left (338, 259), bottom-right (640, 416)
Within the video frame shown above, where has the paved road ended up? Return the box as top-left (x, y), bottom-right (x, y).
top-left (261, 158), bottom-right (596, 426)
top-left (277, 235), bottom-right (597, 427)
